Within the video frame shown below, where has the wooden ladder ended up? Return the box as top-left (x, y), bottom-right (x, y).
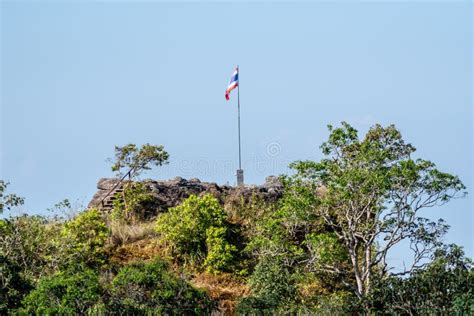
top-left (101, 185), bottom-right (124, 211)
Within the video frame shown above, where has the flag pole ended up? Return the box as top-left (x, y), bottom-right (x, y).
top-left (238, 65), bottom-right (241, 170)
top-left (236, 65), bottom-right (244, 186)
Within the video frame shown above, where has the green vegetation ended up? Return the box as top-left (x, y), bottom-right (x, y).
top-left (0, 127), bottom-right (472, 315)
top-left (19, 265), bottom-right (100, 315)
top-left (110, 143), bottom-right (169, 179)
top-left (110, 143), bottom-right (170, 222)
top-left (156, 194), bottom-right (237, 273)
top-left (60, 209), bottom-right (110, 268)
top-left (112, 182), bottom-right (155, 222)
top-left (108, 258), bottom-right (214, 314)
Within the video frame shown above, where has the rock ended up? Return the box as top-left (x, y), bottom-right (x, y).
top-left (87, 177), bottom-right (284, 217)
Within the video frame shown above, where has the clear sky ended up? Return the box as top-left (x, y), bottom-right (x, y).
top-left (1, 1), bottom-right (472, 265)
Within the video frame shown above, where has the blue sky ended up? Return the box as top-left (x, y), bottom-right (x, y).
top-left (1, 2), bottom-right (472, 264)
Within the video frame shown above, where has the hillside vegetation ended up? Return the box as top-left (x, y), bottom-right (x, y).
top-left (1, 122), bottom-right (472, 315)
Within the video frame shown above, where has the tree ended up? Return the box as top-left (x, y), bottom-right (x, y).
top-left (109, 144), bottom-right (169, 221)
top-left (111, 181), bottom-right (155, 222)
top-left (0, 254), bottom-right (32, 313)
top-left (110, 143), bottom-right (169, 179)
top-left (60, 209), bottom-right (110, 268)
top-left (19, 265), bottom-right (101, 315)
top-left (0, 180), bottom-right (24, 214)
top-left (107, 258), bottom-right (214, 314)
top-left (155, 194), bottom-right (236, 272)
top-left (368, 244), bottom-right (474, 314)
top-left (288, 122), bottom-right (466, 299)
top-left (0, 215), bottom-right (63, 282)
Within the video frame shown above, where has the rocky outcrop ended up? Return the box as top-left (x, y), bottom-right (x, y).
top-left (88, 176), bottom-right (283, 217)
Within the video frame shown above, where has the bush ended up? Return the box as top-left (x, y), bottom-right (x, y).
top-left (155, 194), bottom-right (228, 261)
top-left (367, 245), bottom-right (474, 314)
top-left (60, 209), bottom-right (109, 268)
top-left (112, 182), bottom-right (155, 222)
top-left (204, 226), bottom-right (237, 273)
top-left (18, 266), bottom-right (101, 315)
top-left (0, 255), bottom-right (32, 313)
top-left (248, 257), bottom-right (296, 300)
top-left (0, 216), bottom-right (62, 281)
top-left (451, 289), bottom-right (474, 315)
top-left (107, 257), bottom-right (214, 314)
top-left (237, 257), bottom-right (297, 314)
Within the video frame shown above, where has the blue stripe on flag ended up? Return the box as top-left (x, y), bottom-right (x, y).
top-left (230, 73), bottom-right (238, 83)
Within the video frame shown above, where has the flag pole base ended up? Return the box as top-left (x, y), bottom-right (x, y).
top-left (236, 169), bottom-right (244, 186)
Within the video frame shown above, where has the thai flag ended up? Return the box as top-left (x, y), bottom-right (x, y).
top-left (225, 67), bottom-right (238, 100)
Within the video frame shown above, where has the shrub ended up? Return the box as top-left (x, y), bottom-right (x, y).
top-left (60, 209), bottom-right (109, 268)
top-left (248, 257), bottom-right (296, 300)
top-left (367, 245), bottom-right (474, 314)
top-left (0, 255), bottom-right (32, 313)
top-left (451, 290), bottom-right (474, 315)
top-left (18, 266), bottom-right (101, 315)
top-left (155, 194), bottom-right (227, 260)
top-left (237, 257), bottom-right (297, 314)
top-left (0, 216), bottom-right (62, 281)
top-left (107, 257), bottom-right (214, 314)
top-left (112, 182), bottom-right (155, 222)
top-left (204, 226), bottom-right (237, 273)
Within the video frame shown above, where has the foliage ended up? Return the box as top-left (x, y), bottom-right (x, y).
top-left (0, 255), bottom-right (32, 313)
top-left (305, 291), bottom-right (356, 315)
top-left (109, 144), bottom-right (168, 224)
top-left (0, 215), bottom-right (62, 282)
top-left (107, 258), bottom-right (214, 315)
top-left (0, 122), bottom-right (471, 314)
top-left (451, 286), bottom-right (474, 315)
top-left (60, 209), bottom-right (110, 268)
top-left (204, 226), bottom-right (237, 273)
top-left (248, 256), bottom-right (297, 300)
top-left (0, 180), bottom-right (24, 214)
top-left (112, 182), bottom-right (155, 222)
top-left (367, 244), bottom-right (474, 315)
top-left (240, 178), bottom-right (352, 313)
top-left (236, 257), bottom-right (297, 314)
top-left (18, 265), bottom-right (101, 315)
top-left (110, 143), bottom-right (169, 179)
top-left (288, 122), bottom-right (466, 298)
top-left (46, 198), bottom-right (77, 219)
top-left (156, 194), bottom-right (235, 272)
top-left (304, 232), bottom-right (348, 268)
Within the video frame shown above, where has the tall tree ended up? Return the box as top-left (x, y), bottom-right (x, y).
top-left (110, 143), bottom-right (169, 179)
top-left (108, 144), bottom-right (169, 220)
top-left (288, 122), bottom-right (466, 299)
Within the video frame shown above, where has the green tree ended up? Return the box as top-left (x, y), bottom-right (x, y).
top-left (107, 258), bottom-right (214, 315)
top-left (368, 244), bottom-right (473, 315)
top-left (60, 209), bottom-right (110, 268)
top-left (287, 122), bottom-right (466, 299)
top-left (204, 226), bottom-right (237, 273)
top-left (0, 215), bottom-right (62, 282)
top-left (18, 265), bottom-right (101, 315)
top-left (156, 194), bottom-right (233, 270)
top-left (110, 143), bottom-right (169, 179)
top-left (0, 255), bottom-right (32, 313)
top-left (112, 182), bottom-right (155, 222)
top-left (109, 144), bottom-right (169, 221)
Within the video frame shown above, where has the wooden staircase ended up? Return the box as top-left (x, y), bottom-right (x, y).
top-left (101, 184), bottom-right (124, 211)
